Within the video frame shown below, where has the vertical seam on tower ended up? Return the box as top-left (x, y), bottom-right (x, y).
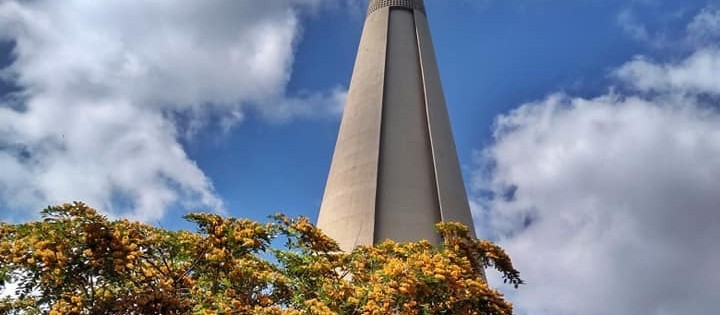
top-left (414, 11), bottom-right (445, 223)
top-left (371, 7), bottom-right (392, 245)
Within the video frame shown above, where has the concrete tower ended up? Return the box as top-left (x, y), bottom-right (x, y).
top-left (317, 0), bottom-right (475, 252)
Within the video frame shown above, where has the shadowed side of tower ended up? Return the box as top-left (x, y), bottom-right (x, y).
top-left (317, 0), bottom-right (475, 252)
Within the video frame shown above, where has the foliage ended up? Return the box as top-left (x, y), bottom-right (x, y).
top-left (0, 202), bottom-right (522, 314)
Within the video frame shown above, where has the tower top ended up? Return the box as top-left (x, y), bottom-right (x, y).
top-left (368, 0), bottom-right (426, 16)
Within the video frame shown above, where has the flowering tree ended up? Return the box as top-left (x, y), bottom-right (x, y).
top-left (0, 202), bottom-right (522, 314)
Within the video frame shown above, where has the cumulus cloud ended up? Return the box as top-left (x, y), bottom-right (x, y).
top-left (616, 49), bottom-right (720, 94)
top-left (0, 0), bottom-right (342, 221)
top-left (475, 6), bottom-right (720, 315)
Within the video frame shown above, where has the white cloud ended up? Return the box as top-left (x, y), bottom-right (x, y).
top-left (688, 6), bottom-right (720, 43)
top-left (617, 9), bottom-right (651, 42)
top-left (475, 7), bottom-right (720, 315)
top-left (0, 0), bottom-right (342, 221)
top-left (616, 49), bottom-right (720, 94)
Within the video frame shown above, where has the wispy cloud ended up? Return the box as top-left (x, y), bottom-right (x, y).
top-left (617, 8), bottom-right (651, 41)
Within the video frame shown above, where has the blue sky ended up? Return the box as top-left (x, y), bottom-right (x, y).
top-left (181, 0), bottom-right (708, 223)
top-left (1, 1), bottom-right (719, 314)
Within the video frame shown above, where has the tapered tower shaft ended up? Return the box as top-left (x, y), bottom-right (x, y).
top-left (318, 0), bottom-right (475, 252)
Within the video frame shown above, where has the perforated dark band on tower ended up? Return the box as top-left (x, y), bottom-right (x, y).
top-left (367, 0), bottom-right (426, 16)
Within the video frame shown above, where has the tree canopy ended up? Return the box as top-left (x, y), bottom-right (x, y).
top-left (0, 202), bottom-right (522, 314)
